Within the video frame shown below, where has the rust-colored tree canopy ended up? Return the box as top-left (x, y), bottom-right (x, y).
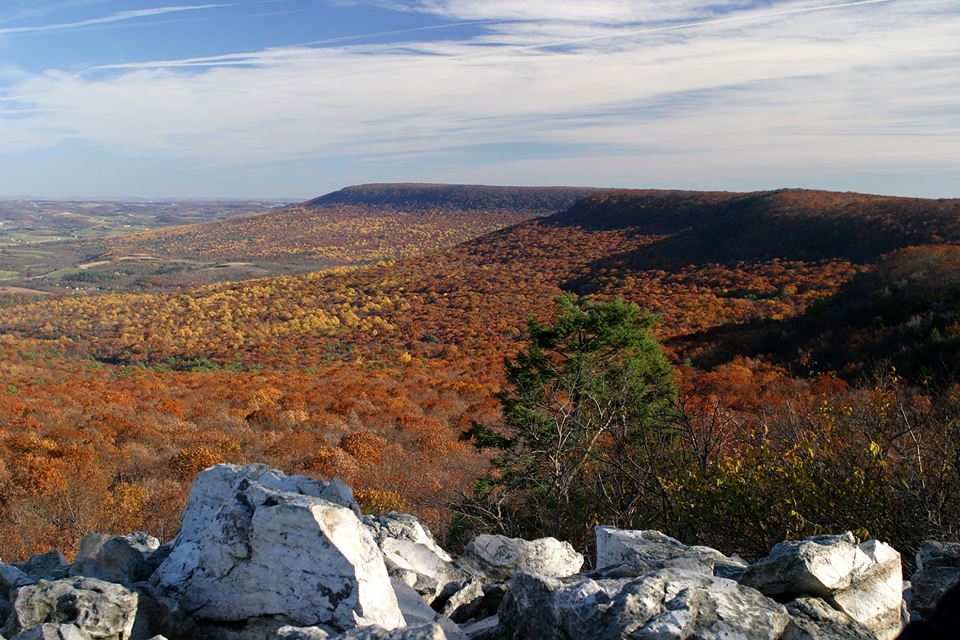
top-left (0, 185), bottom-right (957, 561)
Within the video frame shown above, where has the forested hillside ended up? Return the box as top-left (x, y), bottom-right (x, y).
top-left (0, 186), bottom-right (957, 563)
top-left (0, 184), bottom-right (594, 293)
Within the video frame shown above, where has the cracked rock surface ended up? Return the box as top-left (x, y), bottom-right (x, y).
top-left (151, 464), bottom-right (403, 634)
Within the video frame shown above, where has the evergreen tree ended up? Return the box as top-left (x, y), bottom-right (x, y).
top-left (459, 295), bottom-right (680, 550)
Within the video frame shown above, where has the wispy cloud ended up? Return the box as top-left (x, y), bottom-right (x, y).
top-left (0, 0), bottom-right (958, 196)
top-left (0, 3), bottom-right (230, 35)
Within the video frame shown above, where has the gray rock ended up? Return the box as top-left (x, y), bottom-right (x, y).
top-left (457, 617), bottom-right (498, 640)
top-left (16, 553), bottom-right (69, 582)
top-left (436, 580), bottom-right (504, 626)
top-left (152, 464), bottom-right (403, 634)
top-left (458, 535), bottom-right (582, 582)
top-left (3, 577), bottom-right (138, 640)
top-left (10, 624), bottom-right (93, 640)
top-left (740, 532), bottom-right (859, 598)
top-left (277, 627), bottom-right (332, 640)
top-left (364, 514), bottom-right (459, 600)
top-left (128, 584), bottom-right (196, 640)
top-left (389, 581), bottom-right (462, 640)
top-left (594, 527), bottom-right (746, 578)
top-left (327, 624), bottom-right (448, 640)
top-left (185, 617), bottom-right (308, 640)
top-left (782, 597), bottom-right (877, 640)
top-left (71, 534), bottom-right (160, 586)
top-left (436, 580), bottom-right (482, 624)
top-left (497, 567), bottom-right (790, 640)
top-left (910, 540), bottom-right (960, 619)
top-left (0, 565), bottom-right (35, 597)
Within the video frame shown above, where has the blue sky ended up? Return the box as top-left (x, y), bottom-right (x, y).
top-left (0, 0), bottom-right (957, 198)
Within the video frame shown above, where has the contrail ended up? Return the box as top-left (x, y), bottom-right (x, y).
top-left (300, 20), bottom-right (502, 47)
top-left (0, 3), bottom-right (233, 36)
top-left (93, 19), bottom-right (503, 70)
top-left (458, 0), bottom-right (899, 57)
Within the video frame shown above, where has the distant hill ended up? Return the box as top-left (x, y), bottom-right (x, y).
top-left (306, 183), bottom-right (602, 213)
top-left (0, 184), bottom-right (601, 292)
top-left (551, 188), bottom-right (960, 264)
top-left (4, 187), bottom-right (958, 375)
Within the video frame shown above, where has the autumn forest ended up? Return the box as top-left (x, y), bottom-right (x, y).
top-left (0, 184), bottom-right (958, 569)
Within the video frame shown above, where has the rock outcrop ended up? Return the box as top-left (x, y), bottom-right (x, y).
top-left (497, 567), bottom-right (790, 639)
top-left (0, 463), bottom-right (937, 640)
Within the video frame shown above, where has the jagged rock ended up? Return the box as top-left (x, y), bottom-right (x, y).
top-left (152, 464), bottom-right (402, 634)
top-left (497, 567), bottom-right (790, 639)
top-left (740, 532), bottom-right (860, 598)
top-left (692, 546), bottom-right (749, 581)
top-left (435, 580), bottom-right (504, 625)
top-left (458, 535), bottom-right (582, 582)
top-left (594, 527), bottom-right (746, 578)
top-left (364, 514), bottom-right (459, 599)
top-left (9, 623), bottom-right (93, 640)
top-left (740, 533), bottom-right (903, 639)
top-left (278, 626), bottom-right (450, 640)
top-left (328, 624), bottom-right (448, 639)
top-left (910, 540), bottom-right (960, 619)
top-left (782, 597), bottom-right (877, 640)
top-left (831, 540), bottom-right (903, 639)
top-left (277, 627), bottom-right (332, 640)
top-left (390, 580), bottom-right (463, 640)
top-left (16, 553), bottom-right (69, 582)
top-left (193, 617), bottom-right (312, 640)
top-left (3, 577), bottom-right (138, 640)
top-left (71, 534), bottom-right (160, 586)
top-left (128, 583), bottom-right (197, 640)
top-left (457, 617), bottom-right (498, 640)
top-left (0, 565), bottom-right (35, 596)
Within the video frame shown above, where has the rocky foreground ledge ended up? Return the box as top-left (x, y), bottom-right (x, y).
top-left (0, 464), bottom-right (957, 640)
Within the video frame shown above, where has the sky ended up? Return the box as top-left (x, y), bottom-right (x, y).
top-left (0, 0), bottom-right (957, 199)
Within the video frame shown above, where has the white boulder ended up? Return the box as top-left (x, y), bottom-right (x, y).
top-left (364, 514), bottom-right (459, 598)
top-left (831, 540), bottom-right (903, 639)
top-left (458, 535), bottom-right (582, 582)
top-left (595, 527), bottom-right (747, 578)
top-left (152, 464), bottom-right (403, 633)
top-left (782, 597), bottom-right (877, 640)
top-left (740, 533), bottom-right (860, 598)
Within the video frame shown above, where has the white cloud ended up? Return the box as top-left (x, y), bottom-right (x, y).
top-left (0, 0), bottom-right (957, 195)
